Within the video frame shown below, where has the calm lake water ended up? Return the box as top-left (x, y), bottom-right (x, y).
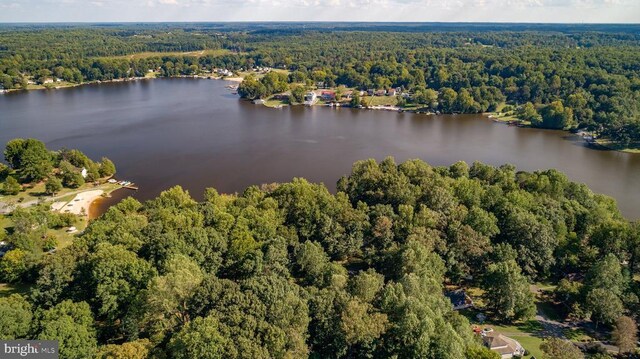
top-left (1, 78), bottom-right (638, 219)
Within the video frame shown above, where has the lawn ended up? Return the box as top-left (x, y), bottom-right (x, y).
top-left (264, 97), bottom-right (289, 108)
top-left (594, 139), bottom-right (640, 154)
top-left (465, 313), bottom-right (545, 359)
top-left (488, 321), bottom-right (545, 358)
top-left (364, 95), bottom-right (398, 107)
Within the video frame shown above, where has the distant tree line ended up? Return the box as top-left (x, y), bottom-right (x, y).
top-left (1, 25), bottom-right (640, 144)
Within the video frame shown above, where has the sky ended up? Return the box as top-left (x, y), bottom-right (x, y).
top-left (0, 0), bottom-right (638, 23)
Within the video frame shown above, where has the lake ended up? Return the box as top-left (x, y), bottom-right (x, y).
top-left (1, 78), bottom-right (638, 219)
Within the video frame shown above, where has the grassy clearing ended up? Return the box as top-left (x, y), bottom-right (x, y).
top-left (0, 282), bottom-right (32, 299)
top-left (593, 139), bottom-right (640, 154)
top-left (108, 49), bottom-right (233, 60)
top-left (364, 96), bottom-right (398, 107)
top-left (467, 315), bottom-right (545, 359)
top-left (264, 97), bottom-right (289, 108)
top-left (492, 322), bottom-right (545, 358)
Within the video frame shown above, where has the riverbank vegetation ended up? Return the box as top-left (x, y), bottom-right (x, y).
top-left (1, 138), bottom-right (116, 198)
top-left (1, 23), bottom-right (639, 150)
top-left (0, 157), bottom-right (638, 358)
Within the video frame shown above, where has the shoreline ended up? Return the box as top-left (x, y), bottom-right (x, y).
top-left (88, 187), bottom-right (123, 219)
top-left (4, 78), bottom-right (637, 155)
top-left (1, 74), bottom-right (241, 94)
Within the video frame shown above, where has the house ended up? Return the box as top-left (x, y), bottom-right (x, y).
top-left (81, 167), bottom-right (88, 178)
top-left (482, 332), bottom-right (526, 359)
top-left (367, 89), bottom-right (375, 96)
top-left (387, 88), bottom-right (397, 96)
top-left (304, 92), bottom-right (317, 106)
top-left (253, 99), bottom-right (265, 105)
top-left (316, 81), bottom-right (326, 89)
top-left (445, 289), bottom-right (473, 310)
top-left (216, 69), bottom-right (233, 77)
top-left (374, 89), bottom-right (386, 96)
top-left (321, 91), bottom-right (336, 101)
top-left (43, 78), bottom-right (54, 84)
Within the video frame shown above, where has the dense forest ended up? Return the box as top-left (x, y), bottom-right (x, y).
top-left (1, 153), bottom-right (638, 358)
top-left (1, 23), bottom-right (639, 146)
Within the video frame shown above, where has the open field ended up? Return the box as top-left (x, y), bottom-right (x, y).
top-left (107, 48), bottom-right (233, 60)
top-left (364, 95), bottom-right (398, 107)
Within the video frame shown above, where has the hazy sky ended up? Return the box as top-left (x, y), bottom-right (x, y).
top-left (0, 0), bottom-right (638, 23)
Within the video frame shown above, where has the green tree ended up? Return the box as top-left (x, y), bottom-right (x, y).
top-left (483, 260), bottom-right (536, 321)
top-left (15, 139), bottom-right (53, 182)
top-left (45, 176), bottom-right (63, 195)
top-left (2, 176), bottom-right (21, 195)
top-left (4, 138), bottom-right (26, 169)
top-left (290, 85), bottom-right (306, 104)
top-left (96, 339), bottom-right (151, 359)
top-left (35, 300), bottom-right (97, 359)
top-left (168, 315), bottom-right (228, 359)
top-left (517, 102), bottom-right (542, 125)
top-left (438, 87), bottom-right (458, 113)
top-left (99, 157), bottom-right (116, 177)
top-left (238, 75), bottom-right (267, 100)
top-left (87, 243), bottom-right (156, 323)
top-left (0, 249), bottom-right (28, 282)
top-left (585, 288), bottom-right (624, 326)
top-left (466, 345), bottom-right (500, 359)
top-left (143, 255), bottom-right (204, 335)
top-left (539, 101), bottom-right (575, 129)
top-left (540, 337), bottom-right (584, 359)
top-left (350, 91), bottom-right (362, 107)
top-left (0, 294), bottom-right (33, 339)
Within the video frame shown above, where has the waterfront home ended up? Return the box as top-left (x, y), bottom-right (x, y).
top-left (321, 91), bottom-right (336, 101)
top-left (387, 88), bottom-right (397, 96)
top-left (375, 89), bottom-right (386, 96)
top-left (482, 332), bottom-right (525, 359)
top-left (304, 92), bottom-right (317, 106)
top-left (253, 99), bottom-right (265, 105)
top-left (43, 78), bottom-right (54, 84)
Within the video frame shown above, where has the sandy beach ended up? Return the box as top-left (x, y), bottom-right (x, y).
top-left (55, 190), bottom-right (104, 216)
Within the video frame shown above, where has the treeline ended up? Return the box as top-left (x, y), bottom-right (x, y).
top-left (0, 158), bottom-right (637, 358)
top-left (1, 138), bottom-right (116, 195)
top-left (1, 25), bottom-right (639, 144)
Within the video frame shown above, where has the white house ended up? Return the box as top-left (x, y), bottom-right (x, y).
top-left (81, 167), bottom-right (88, 178)
top-left (304, 92), bottom-right (317, 106)
top-left (482, 332), bottom-right (526, 359)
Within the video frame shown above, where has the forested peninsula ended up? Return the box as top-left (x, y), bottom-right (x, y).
top-left (0, 157), bottom-right (638, 358)
top-left (1, 23), bottom-right (639, 150)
